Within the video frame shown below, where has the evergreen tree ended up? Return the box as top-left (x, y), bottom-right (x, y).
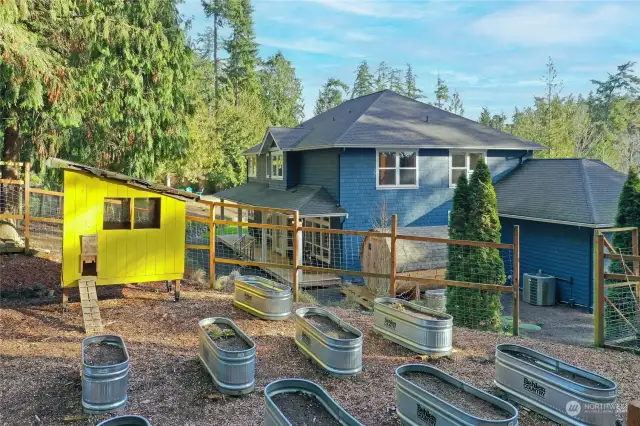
top-left (434, 74), bottom-right (449, 108)
top-left (351, 60), bottom-right (374, 99)
top-left (375, 61), bottom-right (391, 91)
top-left (448, 90), bottom-right (464, 115)
top-left (404, 64), bottom-right (423, 99)
top-left (479, 107), bottom-right (492, 126)
top-left (201, 0), bottom-right (229, 110)
top-left (258, 51), bottom-right (304, 126)
top-left (388, 68), bottom-right (404, 94)
top-left (224, 0), bottom-right (259, 106)
top-left (314, 78), bottom-right (349, 115)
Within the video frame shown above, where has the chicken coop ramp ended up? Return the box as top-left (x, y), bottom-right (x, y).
top-left (79, 277), bottom-right (104, 334)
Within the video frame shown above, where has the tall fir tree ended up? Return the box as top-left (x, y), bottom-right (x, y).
top-left (388, 68), bottom-right (404, 94)
top-left (448, 90), bottom-right (464, 115)
top-left (375, 61), bottom-right (391, 91)
top-left (202, 0), bottom-right (229, 110)
top-left (351, 60), bottom-right (375, 99)
top-left (404, 64), bottom-right (423, 99)
top-left (224, 0), bottom-right (259, 107)
top-left (479, 106), bottom-right (492, 126)
top-left (314, 78), bottom-right (349, 115)
top-left (434, 74), bottom-right (449, 108)
top-left (258, 51), bottom-right (304, 126)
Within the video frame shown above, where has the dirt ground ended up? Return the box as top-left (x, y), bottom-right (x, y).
top-left (1, 277), bottom-right (638, 426)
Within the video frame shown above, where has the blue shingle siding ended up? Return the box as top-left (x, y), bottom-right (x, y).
top-left (268, 152), bottom-right (287, 190)
top-left (500, 218), bottom-right (594, 310)
top-left (286, 152), bottom-right (300, 189)
top-left (299, 149), bottom-right (341, 200)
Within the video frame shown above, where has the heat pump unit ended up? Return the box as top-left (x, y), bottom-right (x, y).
top-left (523, 271), bottom-right (556, 306)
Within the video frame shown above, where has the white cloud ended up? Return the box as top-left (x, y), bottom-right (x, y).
top-left (304, 0), bottom-right (456, 20)
top-left (344, 31), bottom-right (377, 42)
top-left (257, 36), bottom-right (363, 57)
top-left (470, 3), bottom-right (627, 46)
top-left (429, 70), bottom-right (481, 86)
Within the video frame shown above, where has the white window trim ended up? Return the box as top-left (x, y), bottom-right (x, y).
top-left (247, 156), bottom-right (257, 178)
top-left (304, 217), bottom-right (331, 264)
top-left (448, 150), bottom-right (487, 187)
top-left (375, 149), bottom-right (419, 190)
top-left (270, 149), bottom-right (284, 180)
top-left (265, 154), bottom-right (270, 178)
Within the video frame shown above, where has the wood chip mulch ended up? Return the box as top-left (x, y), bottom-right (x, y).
top-left (1, 284), bottom-right (638, 426)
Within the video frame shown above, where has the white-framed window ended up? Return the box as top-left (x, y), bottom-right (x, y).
top-left (304, 217), bottom-right (331, 264)
top-left (270, 151), bottom-right (283, 180)
top-left (449, 151), bottom-right (486, 187)
top-left (376, 150), bottom-right (418, 189)
top-left (247, 156), bottom-right (257, 178)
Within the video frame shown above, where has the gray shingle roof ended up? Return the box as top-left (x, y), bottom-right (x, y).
top-left (494, 159), bottom-right (626, 227)
top-left (214, 183), bottom-right (346, 217)
top-left (244, 90), bottom-right (546, 154)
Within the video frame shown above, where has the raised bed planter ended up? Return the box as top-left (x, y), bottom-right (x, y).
top-left (82, 334), bottom-right (130, 414)
top-left (373, 297), bottom-right (453, 356)
top-left (396, 364), bottom-right (519, 426)
top-left (495, 344), bottom-right (617, 426)
top-left (294, 307), bottom-right (363, 377)
top-left (234, 275), bottom-right (292, 320)
top-left (264, 378), bottom-right (363, 426)
top-left (97, 416), bottom-right (151, 426)
top-left (198, 317), bottom-right (256, 395)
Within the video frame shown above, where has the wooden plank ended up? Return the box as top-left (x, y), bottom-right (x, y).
top-left (395, 274), bottom-right (513, 292)
top-left (215, 257), bottom-right (293, 270)
top-left (390, 214), bottom-right (398, 297)
top-left (186, 244), bottom-right (209, 250)
top-left (396, 233), bottom-right (513, 249)
top-left (209, 203), bottom-right (215, 289)
top-left (292, 210), bottom-right (300, 302)
top-left (604, 273), bottom-right (640, 282)
top-left (214, 201), bottom-right (296, 215)
top-left (185, 215), bottom-right (210, 224)
top-left (0, 161), bottom-right (25, 166)
top-left (299, 265), bottom-right (389, 279)
top-left (340, 285), bottom-right (375, 310)
top-left (598, 227), bottom-right (638, 233)
top-left (594, 232), bottom-right (605, 347)
top-left (513, 225), bottom-right (520, 337)
top-left (29, 187), bottom-right (64, 196)
top-left (0, 213), bottom-right (24, 220)
top-left (628, 400), bottom-right (640, 426)
top-left (299, 226), bottom-right (391, 238)
top-left (633, 229), bottom-right (639, 301)
top-left (78, 278), bottom-right (103, 334)
top-left (24, 163), bottom-right (31, 253)
top-left (214, 219), bottom-right (291, 231)
top-left (603, 238), bottom-right (636, 276)
top-left (30, 216), bottom-right (63, 224)
top-left (605, 281), bottom-right (639, 289)
top-left (0, 179), bottom-right (24, 185)
top-left (603, 253), bottom-right (640, 262)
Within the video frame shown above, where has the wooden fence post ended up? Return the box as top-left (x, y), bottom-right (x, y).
top-left (292, 210), bottom-right (301, 302)
top-left (390, 214), bottom-right (398, 297)
top-left (628, 400), bottom-right (640, 426)
top-left (209, 203), bottom-right (215, 289)
top-left (23, 162), bottom-right (31, 254)
top-left (513, 225), bottom-right (520, 337)
top-left (594, 231), bottom-right (605, 347)
top-left (633, 228), bottom-right (639, 300)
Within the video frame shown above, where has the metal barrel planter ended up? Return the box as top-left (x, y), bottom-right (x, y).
top-left (198, 317), bottom-right (256, 395)
top-left (82, 334), bottom-right (130, 414)
top-left (373, 297), bottom-right (453, 356)
top-left (97, 416), bottom-right (151, 426)
top-left (294, 307), bottom-right (363, 377)
top-left (264, 378), bottom-right (363, 426)
top-left (396, 364), bottom-right (519, 426)
top-left (495, 344), bottom-right (617, 426)
top-left (234, 275), bottom-right (292, 320)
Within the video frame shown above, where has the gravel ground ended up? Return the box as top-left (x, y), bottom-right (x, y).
top-left (1, 281), bottom-right (638, 426)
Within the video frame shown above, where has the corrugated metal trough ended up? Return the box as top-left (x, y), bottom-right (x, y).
top-left (82, 334), bottom-right (130, 414)
top-left (97, 416), bottom-right (151, 426)
top-left (495, 344), bottom-right (617, 426)
top-left (373, 297), bottom-right (453, 356)
top-left (396, 364), bottom-right (519, 426)
top-left (198, 317), bottom-right (256, 395)
top-left (234, 275), bottom-right (292, 320)
top-left (294, 307), bottom-right (363, 377)
top-left (264, 378), bottom-right (363, 426)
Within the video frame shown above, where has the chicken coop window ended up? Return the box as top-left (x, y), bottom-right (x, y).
top-left (103, 198), bottom-right (132, 230)
top-left (133, 198), bottom-right (161, 229)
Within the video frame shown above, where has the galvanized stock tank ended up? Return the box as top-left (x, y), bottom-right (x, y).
top-left (198, 317), bottom-right (256, 395)
top-left (294, 307), bottom-right (363, 377)
top-left (374, 297), bottom-right (453, 356)
top-left (396, 364), bottom-right (519, 426)
top-left (81, 335), bottom-right (130, 414)
top-left (97, 415), bottom-right (151, 426)
top-left (495, 344), bottom-right (617, 426)
top-left (234, 275), bottom-right (292, 320)
top-left (264, 379), bottom-right (363, 426)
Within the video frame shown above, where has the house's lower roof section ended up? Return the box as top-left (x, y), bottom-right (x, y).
top-left (214, 183), bottom-right (347, 217)
top-left (494, 158), bottom-right (626, 227)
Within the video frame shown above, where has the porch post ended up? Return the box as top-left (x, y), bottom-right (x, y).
top-left (237, 207), bottom-right (242, 239)
top-left (219, 198), bottom-right (225, 234)
top-left (261, 211), bottom-right (268, 261)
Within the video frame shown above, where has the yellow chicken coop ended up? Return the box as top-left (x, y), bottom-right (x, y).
top-left (49, 159), bottom-right (199, 304)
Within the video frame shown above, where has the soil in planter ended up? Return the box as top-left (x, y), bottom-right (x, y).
top-left (402, 371), bottom-right (511, 420)
top-left (203, 323), bottom-right (251, 351)
top-left (305, 314), bottom-right (358, 340)
top-left (383, 301), bottom-right (440, 320)
top-left (502, 349), bottom-right (610, 389)
top-left (84, 342), bottom-right (127, 366)
top-left (272, 391), bottom-right (342, 426)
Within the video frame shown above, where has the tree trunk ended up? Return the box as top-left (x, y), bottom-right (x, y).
top-left (0, 124), bottom-right (25, 248)
top-left (213, 10), bottom-right (218, 111)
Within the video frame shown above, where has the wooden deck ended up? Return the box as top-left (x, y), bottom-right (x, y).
top-left (218, 235), bottom-right (342, 288)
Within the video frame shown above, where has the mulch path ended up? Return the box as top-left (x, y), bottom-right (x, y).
top-left (0, 253), bottom-right (61, 293)
top-left (0, 269), bottom-right (637, 425)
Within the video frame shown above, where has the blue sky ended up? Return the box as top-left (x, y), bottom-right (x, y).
top-left (178, 0), bottom-right (640, 121)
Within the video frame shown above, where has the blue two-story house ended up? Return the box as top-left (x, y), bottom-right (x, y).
top-left (215, 90), bottom-right (546, 272)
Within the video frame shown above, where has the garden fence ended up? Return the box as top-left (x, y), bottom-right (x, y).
top-left (184, 200), bottom-right (521, 336)
top-left (594, 228), bottom-right (640, 351)
top-left (0, 161), bottom-right (64, 256)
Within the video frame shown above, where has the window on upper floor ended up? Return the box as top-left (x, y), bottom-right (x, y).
top-left (449, 151), bottom-right (486, 187)
top-left (376, 150), bottom-right (418, 189)
top-left (247, 156), bottom-right (257, 178)
top-left (271, 152), bottom-right (283, 180)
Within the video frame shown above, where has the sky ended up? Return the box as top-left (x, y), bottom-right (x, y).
top-left (178, 0), bottom-right (640, 121)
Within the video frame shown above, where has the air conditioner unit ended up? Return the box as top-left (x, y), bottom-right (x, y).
top-left (523, 271), bottom-right (556, 306)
